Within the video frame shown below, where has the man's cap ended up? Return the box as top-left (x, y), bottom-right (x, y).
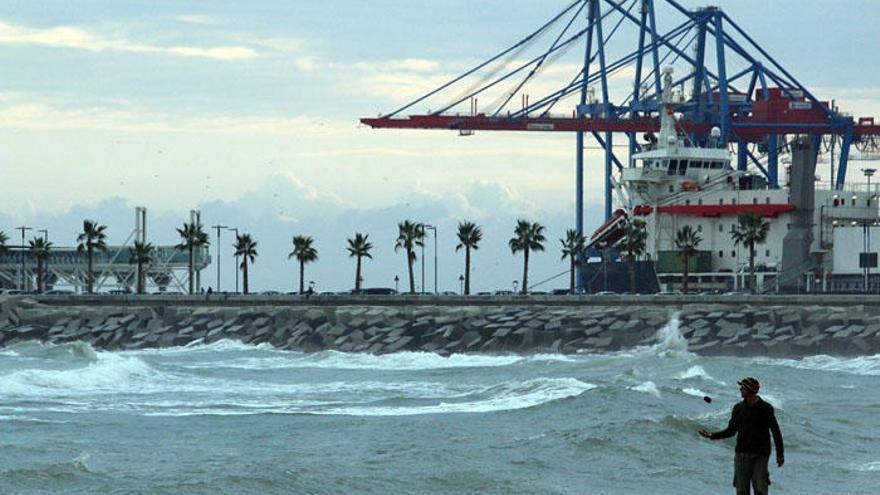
top-left (738, 377), bottom-right (760, 393)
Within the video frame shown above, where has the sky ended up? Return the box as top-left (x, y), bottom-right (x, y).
top-left (1, 0), bottom-right (879, 292)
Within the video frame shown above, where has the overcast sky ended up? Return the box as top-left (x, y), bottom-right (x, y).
top-left (1, 0), bottom-right (878, 292)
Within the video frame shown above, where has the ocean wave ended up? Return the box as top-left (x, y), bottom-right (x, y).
top-left (674, 365), bottom-right (722, 384)
top-left (176, 350), bottom-right (575, 372)
top-left (852, 461), bottom-right (880, 472)
top-left (681, 387), bottom-right (708, 398)
top-left (630, 381), bottom-right (661, 398)
top-left (0, 352), bottom-right (154, 396)
top-left (752, 354), bottom-right (880, 376)
top-left (142, 377), bottom-right (596, 417)
top-left (0, 340), bottom-right (99, 362)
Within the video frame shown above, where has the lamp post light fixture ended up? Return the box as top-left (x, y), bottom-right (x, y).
top-left (225, 227), bottom-right (239, 293)
top-left (16, 226), bottom-right (32, 291)
top-left (394, 275), bottom-right (399, 293)
top-left (211, 225), bottom-right (227, 292)
top-left (513, 280), bottom-right (519, 294)
top-left (863, 168), bottom-right (876, 195)
top-left (309, 280), bottom-right (315, 294)
top-left (459, 274), bottom-right (464, 295)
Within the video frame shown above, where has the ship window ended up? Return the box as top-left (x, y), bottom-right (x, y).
top-left (698, 199), bottom-right (703, 205)
top-left (731, 198), bottom-right (737, 205)
top-left (753, 198), bottom-right (758, 204)
top-left (669, 185), bottom-right (674, 193)
top-left (666, 160), bottom-right (675, 175)
top-left (719, 224), bottom-right (724, 232)
top-left (711, 162), bottom-right (723, 169)
top-left (731, 250), bottom-right (736, 257)
top-left (718, 250), bottom-right (723, 258)
top-left (765, 249), bottom-right (770, 257)
top-left (852, 198), bottom-right (857, 206)
top-left (766, 197), bottom-right (770, 204)
top-left (719, 198), bottom-right (724, 205)
top-left (685, 199), bottom-right (690, 206)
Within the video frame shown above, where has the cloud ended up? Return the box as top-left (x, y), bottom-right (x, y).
top-left (173, 15), bottom-right (222, 26)
top-left (0, 19), bottom-right (256, 60)
top-left (0, 93), bottom-right (344, 135)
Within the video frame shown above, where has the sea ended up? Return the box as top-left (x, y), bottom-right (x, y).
top-left (1, 315), bottom-right (878, 494)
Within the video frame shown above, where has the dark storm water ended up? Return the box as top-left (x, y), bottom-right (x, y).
top-left (1, 315), bottom-right (879, 494)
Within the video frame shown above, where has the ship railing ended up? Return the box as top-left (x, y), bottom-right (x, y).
top-left (758, 258), bottom-right (816, 294)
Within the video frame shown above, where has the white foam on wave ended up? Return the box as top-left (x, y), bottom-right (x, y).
top-left (675, 365), bottom-right (722, 384)
top-left (178, 350), bottom-right (575, 372)
top-left (681, 387), bottom-right (708, 398)
top-left (126, 338), bottom-right (277, 356)
top-left (852, 461), bottom-right (880, 472)
top-left (752, 354), bottom-right (880, 376)
top-left (319, 377), bottom-right (596, 416)
top-left (630, 381), bottom-right (661, 398)
top-left (0, 352), bottom-right (154, 396)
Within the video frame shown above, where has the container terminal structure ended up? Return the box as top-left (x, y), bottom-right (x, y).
top-left (0, 208), bottom-right (209, 294)
top-left (360, 0), bottom-right (880, 293)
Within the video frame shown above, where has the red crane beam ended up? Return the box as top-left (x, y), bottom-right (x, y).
top-left (361, 115), bottom-right (880, 142)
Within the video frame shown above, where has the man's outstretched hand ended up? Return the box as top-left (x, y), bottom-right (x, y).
top-left (777, 454), bottom-right (785, 468)
top-left (698, 429), bottom-right (712, 438)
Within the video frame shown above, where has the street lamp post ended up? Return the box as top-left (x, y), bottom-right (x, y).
top-left (226, 227), bottom-right (239, 293)
top-left (394, 275), bottom-right (399, 293)
top-left (211, 225), bottom-right (227, 292)
top-left (459, 274), bottom-right (464, 295)
top-left (16, 226), bottom-right (31, 291)
top-left (513, 280), bottom-right (519, 293)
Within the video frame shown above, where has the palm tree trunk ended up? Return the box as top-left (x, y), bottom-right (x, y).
top-left (137, 261), bottom-right (144, 295)
top-left (188, 246), bottom-right (194, 295)
top-left (630, 255), bottom-right (636, 294)
top-left (682, 254), bottom-right (689, 294)
top-left (522, 248), bottom-right (529, 294)
top-left (569, 257), bottom-right (575, 294)
top-left (355, 255), bottom-right (362, 291)
top-left (243, 259), bottom-right (249, 295)
top-left (749, 243), bottom-right (756, 294)
top-left (299, 259), bottom-right (305, 294)
top-left (407, 250), bottom-right (415, 294)
top-left (87, 246), bottom-right (94, 294)
top-left (464, 247), bottom-right (471, 295)
top-left (37, 259), bottom-right (43, 293)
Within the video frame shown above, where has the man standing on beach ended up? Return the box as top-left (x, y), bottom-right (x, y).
top-left (698, 377), bottom-right (784, 495)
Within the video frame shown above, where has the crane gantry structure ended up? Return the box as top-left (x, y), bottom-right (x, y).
top-left (361, 0), bottom-right (880, 288)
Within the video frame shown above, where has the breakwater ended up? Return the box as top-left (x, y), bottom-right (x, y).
top-left (1, 295), bottom-right (879, 357)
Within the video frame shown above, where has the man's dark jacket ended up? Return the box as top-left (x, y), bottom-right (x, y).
top-left (711, 397), bottom-right (784, 458)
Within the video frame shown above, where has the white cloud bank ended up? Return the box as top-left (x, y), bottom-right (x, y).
top-left (0, 19), bottom-right (256, 60)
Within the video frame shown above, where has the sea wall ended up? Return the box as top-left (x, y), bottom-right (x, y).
top-left (2, 296), bottom-right (879, 357)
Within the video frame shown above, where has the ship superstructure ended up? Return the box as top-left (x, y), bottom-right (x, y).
top-left (611, 69), bottom-right (879, 293)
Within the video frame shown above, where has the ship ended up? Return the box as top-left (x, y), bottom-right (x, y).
top-left (588, 68), bottom-right (879, 294)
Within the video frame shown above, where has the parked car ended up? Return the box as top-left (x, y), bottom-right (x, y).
top-left (44, 289), bottom-right (74, 295)
top-left (358, 288), bottom-right (399, 295)
top-left (0, 289), bottom-right (23, 295)
top-left (551, 288), bottom-right (571, 295)
top-left (594, 291), bottom-right (618, 296)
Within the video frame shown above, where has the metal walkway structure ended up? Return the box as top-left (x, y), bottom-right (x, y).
top-left (361, 0), bottom-right (880, 267)
top-left (0, 208), bottom-right (210, 293)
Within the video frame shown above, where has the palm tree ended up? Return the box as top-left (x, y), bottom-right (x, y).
top-left (455, 221), bottom-right (483, 295)
top-left (175, 222), bottom-right (209, 294)
top-left (289, 235), bottom-right (318, 294)
top-left (732, 212), bottom-right (770, 294)
top-left (618, 220), bottom-right (648, 294)
top-left (509, 219), bottom-right (546, 294)
top-left (347, 233), bottom-right (373, 292)
top-left (559, 229), bottom-right (584, 294)
top-left (234, 233), bottom-right (258, 295)
top-left (76, 220), bottom-right (108, 294)
top-left (28, 236), bottom-right (52, 294)
top-left (0, 231), bottom-right (8, 256)
top-left (675, 225), bottom-right (702, 294)
top-left (395, 220), bottom-right (425, 294)
top-left (128, 241), bottom-right (154, 295)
